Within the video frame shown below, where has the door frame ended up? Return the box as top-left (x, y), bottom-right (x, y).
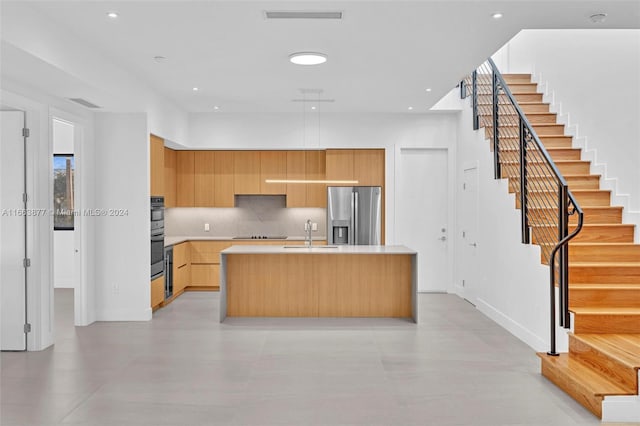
top-left (50, 108), bottom-right (93, 327)
top-left (392, 145), bottom-right (456, 293)
top-left (459, 160), bottom-right (480, 305)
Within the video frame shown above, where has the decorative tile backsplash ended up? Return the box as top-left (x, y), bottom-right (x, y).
top-left (165, 195), bottom-right (326, 238)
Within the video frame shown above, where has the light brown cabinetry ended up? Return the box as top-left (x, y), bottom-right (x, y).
top-left (213, 151), bottom-right (234, 207)
top-left (173, 242), bottom-right (190, 294)
top-left (286, 150), bottom-right (327, 208)
top-left (151, 275), bottom-right (165, 309)
top-left (285, 151), bottom-right (306, 207)
top-left (176, 151), bottom-right (195, 207)
top-left (194, 151), bottom-right (216, 207)
top-left (325, 149), bottom-right (354, 184)
top-left (233, 151), bottom-right (261, 195)
top-left (164, 148), bottom-right (177, 207)
top-left (150, 135), bottom-right (165, 196)
top-left (260, 151), bottom-right (287, 195)
top-left (306, 150), bottom-right (327, 208)
top-left (188, 241), bottom-right (230, 289)
top-left (326, 149), bottom-right (385, 186)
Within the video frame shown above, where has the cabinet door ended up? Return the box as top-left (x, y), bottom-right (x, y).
top-left (150, 135), bottom-right (165, 196)
top-left (176, 151), bottom-right (195, 207)
top-left (233, 151), bottom-right (260, 194)
top-left (306, 150), bottom-right (327, 208)
top-left (354, 149), bottom-right (385, 186)
top-left (164, 147), bottom-right (177, 207)
top-left (325, 149), bottom-right (354, 184)
top-left (151, 275), bottom-right (165, 308)
top-left (191, 264), bottom-right (219, 287)
top-left (260, 151), bottom-right (287, 194)
top-left (286, 151), bottom-right (306, 207)
top-left (194, 151), bottom-right (216, 207)
top-left (214, 151), bottom-right (234, 207)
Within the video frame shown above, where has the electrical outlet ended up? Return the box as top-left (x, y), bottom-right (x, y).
top-left (312, 223), bottom-right (318, 231)
top-left (204, 223), bottom-right (210, 232)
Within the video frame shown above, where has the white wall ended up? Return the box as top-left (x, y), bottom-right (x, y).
top-left (454, 96), bottom-right (563, 352)
top-left (93, 113), bottom-right (151, 321)
top-left (493, 30), bottom-right (640, 229)
top-left (52, 119), bottom-right (75, 289)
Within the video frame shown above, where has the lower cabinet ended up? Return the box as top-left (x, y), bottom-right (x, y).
top-left (173, 242), bottom-right (190, 294)
top-left (150, 275), bottom-right (165, 309)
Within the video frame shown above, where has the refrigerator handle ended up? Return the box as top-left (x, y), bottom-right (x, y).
top-left (353, 190), bottom-right (359, 245)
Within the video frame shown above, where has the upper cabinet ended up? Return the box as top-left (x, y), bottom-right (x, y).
top-left (194, 151), bottom-right (216, 207)
top-left (176, 151), bottom-right (195, 207)
top-left (150, 135), bottom-right (165, 196)
top-left (233, 151), bottom-right (261, 195)
top-left (260, 151), bottom-right (287, 195)
top-left (164, 147), bottom-right (177, 207)
top-left (285, 151), bottom-right (306, 207)
top-left (326, 149), bottom-right (384, 187)
top-left (306, 150), bottom-right (327, 208)
top-left (213, 151), bottom-right (234, 207)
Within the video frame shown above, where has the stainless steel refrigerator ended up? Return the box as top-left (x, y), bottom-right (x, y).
top-left (327, 186), bottom-right (381, 245)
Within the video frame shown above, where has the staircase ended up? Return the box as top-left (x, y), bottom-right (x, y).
top-left (475, 73), bottom-right (640, 419)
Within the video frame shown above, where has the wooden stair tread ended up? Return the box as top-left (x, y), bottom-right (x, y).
top-left (570, 262), bottom-right (640, 267)
top-left (537, 353), bottom-right (634, 396)
top-left (571, 283), bottom-right (640, 289)
top-left (531, 224), bottom-right (633, 228)
top-left (570, 242), bottom-right (638, 247)
top-left (571, 307), bottom-right (640, 314)
top-left (572, 334), bottom-right (640, 370)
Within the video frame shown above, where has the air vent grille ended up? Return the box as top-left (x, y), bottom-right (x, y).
top-left (68, 98), bottom-right (101, 109)
top-left (265, 11), bottom-right (343, 20)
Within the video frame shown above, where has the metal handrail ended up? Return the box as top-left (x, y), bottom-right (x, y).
top-left (461, 58), bottom-right (584, 355)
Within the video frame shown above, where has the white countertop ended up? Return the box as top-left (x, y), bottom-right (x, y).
top-left (164, 236), bottom-right (326, 247)
top-left (221, 244), bottom-right (417, 255)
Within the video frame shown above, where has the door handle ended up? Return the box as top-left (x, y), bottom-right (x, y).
top-left (469, 243), bottom-right (477, 247)
top-left (437, 236), bottom-right (447, 241)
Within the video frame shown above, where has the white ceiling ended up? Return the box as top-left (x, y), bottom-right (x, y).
top-left (2, 1), bottom-right (639, 113)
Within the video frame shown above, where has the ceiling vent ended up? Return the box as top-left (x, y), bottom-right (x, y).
top-left (67, 98), bottom-right (101, 109)
top-left (264, 11), bottom-right (343, 20)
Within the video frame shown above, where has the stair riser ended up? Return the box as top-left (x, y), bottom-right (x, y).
top-left (480, 113), bottom-right (557, 125)
top-left (570, 266), bottom-right (640, 284)
top-left (569, 335), bottom-right (638, 393)
top-left (569, 245), bottom-right (640, 262)
top-left (476, 83), bottom-right (539, 94)
top-left (573, 313), bottom-right (640, 334)
top-left (499, 162), bottom-right (591, 176)
top-left (540, 358), bottom-right (603, 417)
top-left (515, 93), bottom-right (544, 102)
top-left (500, 149), bottom-right (581, 162)
top-left (485, 124), bottom-right (565, 137)
top-left (569, 335), bottom-right (638, 392)
top-left (532, 227), bottom-right (634, 244)
top-left (508, 176), bottom-right (600, 191)
top-left (503, 74), bottom-right (533, 83)
top-left (528, 209), bottom-right (622, 226)
top-left (539, 137), bottom-right (574, 148)
top-left (514, 191), bottom-right (610, 208)
top-left (477, 93), bottom-right (544, 103)
top-left (570, 288), bottom-right (640, 308)
top-left (479, 103), bottom-right (550, 114)
top-left (521, 104), bottom-right (551, 114)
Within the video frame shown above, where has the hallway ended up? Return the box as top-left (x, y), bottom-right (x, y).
top-left (1, 290), bottom-right (600, 425)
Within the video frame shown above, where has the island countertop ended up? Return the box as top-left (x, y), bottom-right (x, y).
top-left (220, 244), bottom-right (416, 255)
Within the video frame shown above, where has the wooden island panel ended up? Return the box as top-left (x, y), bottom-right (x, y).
top-left (225, 252), bottom-right (413, 318)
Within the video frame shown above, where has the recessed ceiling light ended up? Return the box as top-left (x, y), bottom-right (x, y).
top-left (589, 13), bottom-right (607, 23)
top-left (192, 87), bottom-right (199, 92)
top-left (492, 12), bottom-right (503, 19)
top-left (213, 106), bottom-right (220, 111)
top-left (107, 11), bottom-right (119, 19)
top-left (408, 106), bottom-right (414, 111)
top-left (425, 88), bottom-right (432, 92)
top-left (289, 52), bottom-right (327, 66)
top-left (311, 106), bottom-right (316, 110)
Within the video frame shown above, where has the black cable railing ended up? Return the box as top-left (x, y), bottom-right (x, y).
top-left (462, 58), bottom-right (584, 355)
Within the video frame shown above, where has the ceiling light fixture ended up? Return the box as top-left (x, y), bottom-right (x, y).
top-left (289, 52), bottom-right (327, 66)
top-left (589, 13), bottom-right (607, 23)
top-left (192, 87), bottom-right (199, 92)
top-left (492, 12), bottom-right (503, 19)
top-left (213, 106), bottom-right (220, 111)
top-left (408, 106), bottom-right (414, 111)
top-left (107, 11), bottom-right (119, 19)
top-left (425, 88), bottom-right (432, 92)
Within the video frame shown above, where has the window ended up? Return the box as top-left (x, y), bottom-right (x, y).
top-left (53, 154), bottom-right (75, 230)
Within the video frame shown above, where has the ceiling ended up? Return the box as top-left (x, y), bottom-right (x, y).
top-left (2, 1), bottom-right (639, 113)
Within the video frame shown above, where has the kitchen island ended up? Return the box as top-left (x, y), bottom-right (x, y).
top-left (220, 245), bottom-right (417, 322)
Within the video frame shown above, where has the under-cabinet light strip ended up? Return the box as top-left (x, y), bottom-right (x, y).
top-left (265, 179), bottom-right (359, 184)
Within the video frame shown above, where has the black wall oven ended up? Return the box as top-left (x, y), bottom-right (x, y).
top-left (150, 197), bottom-right (165, 279)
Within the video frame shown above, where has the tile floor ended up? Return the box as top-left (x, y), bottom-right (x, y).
top-left (0, 290), bottom-right (603, 426)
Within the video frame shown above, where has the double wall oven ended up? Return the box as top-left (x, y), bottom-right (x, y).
top-left (150, 197), bottom-right (165, 280)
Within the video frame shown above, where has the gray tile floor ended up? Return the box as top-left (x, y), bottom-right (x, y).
top-left (1, 289), bottom-right (603, 426)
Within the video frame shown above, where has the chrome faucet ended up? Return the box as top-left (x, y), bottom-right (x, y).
top-left (305, 219), bottom-right (313, 247)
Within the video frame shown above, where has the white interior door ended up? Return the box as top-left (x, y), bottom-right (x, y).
top-left (396, 148), bottom-right (449, 292)
top-left (1, 110), bottom-right (27, 351)
top-left (460, 163), bottom-right (479, 305)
